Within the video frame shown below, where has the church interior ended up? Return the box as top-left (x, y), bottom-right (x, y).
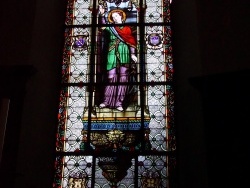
top-left (0, 0), bottom-right (250, 187)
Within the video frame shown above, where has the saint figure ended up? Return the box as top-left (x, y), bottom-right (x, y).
top-left (98, 6), bottom-right (137, 112)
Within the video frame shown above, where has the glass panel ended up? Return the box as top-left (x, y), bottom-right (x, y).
top-left (56, 86), bottom-right (87, 152)
top-left (138, 155), bottom-right (168, 187)
top-left (83, 82), bottom-right (149, 152)
top-left (166, 84), bottom-right (175, 151)
top-left (145, 25), bottom-right (173, 82)
top-left (147, 84), bottom-right (167, 151)
top-left (65, 0), bottom-right (93, 25)
top-left (62, 27), bottom-right (92, 83)
top-left (164, 25), bottom-right (174, 82)
top-left (56, 84), bottom-right (175, 152)
top-left (62, 4), bottom-right (173, 83)
top-left (145, 0), bottom-right (171, 23)
top-left (145, 0), bottom-right (164, 23)
top-left (95, 157), bottom-right (135, 187)
top-left (54, 156), bottom-right (93, 188)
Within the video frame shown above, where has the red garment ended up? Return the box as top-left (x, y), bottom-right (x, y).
top-left (115, 26), bottom-right (136, 48)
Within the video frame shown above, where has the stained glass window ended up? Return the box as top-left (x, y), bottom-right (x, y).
top-left (54, 0), bottom-right (175, 187)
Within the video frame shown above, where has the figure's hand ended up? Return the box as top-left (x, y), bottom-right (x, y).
top-left (99, 5), bottom-right (105, 15)
top-left (131, 54), bottom-right (137, 63)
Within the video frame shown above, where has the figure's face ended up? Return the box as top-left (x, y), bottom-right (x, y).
top-left (112, 12), bottom-right (122, 23)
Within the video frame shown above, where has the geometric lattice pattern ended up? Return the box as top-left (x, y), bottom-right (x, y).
top-left (54, 0), bottom-right (175, 187)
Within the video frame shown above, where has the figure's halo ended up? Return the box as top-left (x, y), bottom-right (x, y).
top-left (108, 9), bottom-right (126, 23)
